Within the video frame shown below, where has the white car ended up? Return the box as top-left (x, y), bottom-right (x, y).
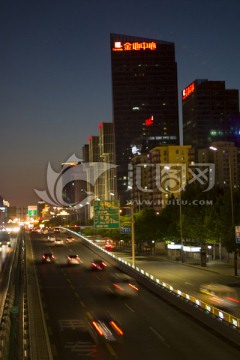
top-left (48, 235), bottom-right (56, 242)
top-left (54, 238), bottom-right (64, 246)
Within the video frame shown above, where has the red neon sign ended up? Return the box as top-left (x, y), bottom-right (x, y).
top-left (182, 82), bottom-right (195, 100)
top-left (112, 41), bottom-right (157, 52)
top-left (145, 116), bottom-right (154, 126)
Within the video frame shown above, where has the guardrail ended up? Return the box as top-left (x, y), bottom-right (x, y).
top-left (65, 228), bottom-right (240, 346)
top-left (0, 230), bottom-right (25, 359)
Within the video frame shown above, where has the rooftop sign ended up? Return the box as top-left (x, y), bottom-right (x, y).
top-left (182, 82), bottom-right (195, 100)
top-left (112, 41), bottom-right (157, 51)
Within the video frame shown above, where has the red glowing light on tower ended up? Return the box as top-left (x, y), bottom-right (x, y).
top-left (145, 116), bottom-right (154, 126)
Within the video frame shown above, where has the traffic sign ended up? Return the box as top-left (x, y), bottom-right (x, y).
top-left (94, 200), bottom-right (120, 229)
top-left (28, 205), bottom-right (37, 217)
top-left (120, 226), bottom-right (131, 234)
top-left (235, 226), bottom-right (240, 244)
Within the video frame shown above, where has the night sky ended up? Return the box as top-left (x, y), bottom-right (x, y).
top-left (0, 0), bottom-right (239, 208)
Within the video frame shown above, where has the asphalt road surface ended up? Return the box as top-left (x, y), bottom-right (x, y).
top-left (30, 232), bottom-right (240, 360)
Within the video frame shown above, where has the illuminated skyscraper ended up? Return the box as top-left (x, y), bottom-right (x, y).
top-left (110, 33), bottom-right (179, 203)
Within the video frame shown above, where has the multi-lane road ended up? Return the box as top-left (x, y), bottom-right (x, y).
top-left (29, 231), bottom-right (240, 360)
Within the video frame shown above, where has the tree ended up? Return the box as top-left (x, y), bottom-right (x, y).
top-left (134, 209), bottom-right (159, 251)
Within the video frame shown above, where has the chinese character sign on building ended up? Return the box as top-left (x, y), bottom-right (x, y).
top-left (112, 41), bottom-right (157, 52)
top-left (182, 82), bottom-right (195, 100)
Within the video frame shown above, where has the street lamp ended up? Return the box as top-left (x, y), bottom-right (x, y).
top-left (130, 202), bottom-right (135, 267)
top-left (164, 165), bottom-right (184, 262)
top-left (210, 146), bottom-right (237, 275)
top-left (179, 190), bottom-right (184, 263)
top-left (120, 203), bottom-right (135, 267)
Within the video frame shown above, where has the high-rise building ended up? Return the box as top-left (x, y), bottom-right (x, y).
top-left (147, 145), bottom-right (192, 212)
top-left (82, 144), bottom-right (89, 162)
top-left (198, 141), bottom-right (240, 189)
top-left (182, 79), bottom-right (240, 159)
top-left (88, 136), bottom-right (100, 162)
top-left (97, 122), bottom-right (116, 200)
top-left (110, 33), bottom-right (180, 204)
top-left (130, 154), bottom-right (150, 212)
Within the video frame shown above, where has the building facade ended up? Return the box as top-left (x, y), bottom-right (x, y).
top-left (182, 79), bottom-right (240, 160)
top-left (97, 122), bottom-right (116, 201)
top-left (130, 145), bottom-right (192, 213)
top-left (198, 141), bottom-right (240, 189)
top-left (110, 33), bottom-right (180, 204)
top-left (148, 145), bottom-right (192, 212)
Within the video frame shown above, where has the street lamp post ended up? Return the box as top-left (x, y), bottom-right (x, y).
top-left (121, 203), bottom-right (135, 267)
top-left (130, 203), bottom-right (135, 267)
top-left (210, 146), bottom-right (238, 275)
top-left (164, 165), bottom-right (184, 262)
top-left (179, 190), bottom-right (184, 263)
top-left (228, 156), bottom-right (238, 276)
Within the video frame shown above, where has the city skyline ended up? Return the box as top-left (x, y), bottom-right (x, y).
top-left (1, 0), bottom-right (240, 207)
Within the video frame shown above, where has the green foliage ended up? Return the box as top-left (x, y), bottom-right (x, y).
top-left (156, 184), bottom-right (240, 254)
top-left (134, 208), bottom-right (159, 243)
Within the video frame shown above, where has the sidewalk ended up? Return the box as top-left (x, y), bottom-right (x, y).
top-left (112, 249), bottom-right (240, 279)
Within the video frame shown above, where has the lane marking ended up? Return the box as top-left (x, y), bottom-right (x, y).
top-left (42, 301), bottom-right (46, 309)
top-left (124, 303), bottom-right (135, 312)
top-left (80, 301), bottom-right (86, 308)
top-left (47, 326), bottom-right (53, 336)
top-left (51, 344), bottom-right (58, 357)
top-left (86, 311), bottom-right (93, 320)
top-left (105, 343), bottom-right (117, 358)
top-left (149, 326), bottom-right (170, 348)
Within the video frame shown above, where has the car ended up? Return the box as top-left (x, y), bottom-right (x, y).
top-left (88, 311), bottom-right (124, 344)
top-left (199, 283), bottom-right (239, 308)
top-left (42, 253), bottom-right (55, 263)
top-left (66, 236), bottom-right (75, 243)
top-left (0, 231), bottom-right (11, 247)
top-left (47, 235), bottom-right (56, 242)
top-left (110, 273), bottom-right (139, 297)
top-left (91, 259), bottom-right (107, 270)
top-left (67, 254), bottom-right (81, 265)
top-left (104, 243), bottom-right (113, 251)
top-left (54, 238), bottom-right (64, 246)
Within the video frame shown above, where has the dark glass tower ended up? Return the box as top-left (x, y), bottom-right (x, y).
top-left (110, 33), bottom-right (179, 203)
top-left (182, 79), bottom-right (240, 159)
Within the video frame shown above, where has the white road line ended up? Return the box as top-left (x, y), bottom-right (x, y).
top-left (124, 303), bottom-right (135, 312)
top-left (149, 326), bottom-right (170, 348)
top-left (105, 343), bottom-right (117, 358)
